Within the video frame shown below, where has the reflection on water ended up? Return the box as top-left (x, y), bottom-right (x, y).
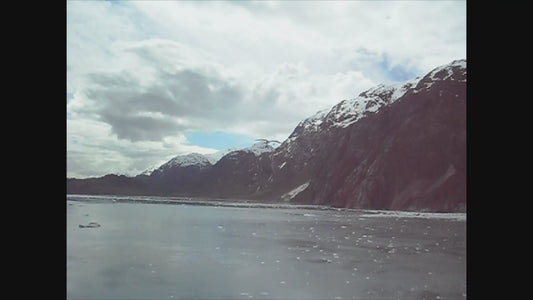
top-left (67, 196), bottom-right (466, 300)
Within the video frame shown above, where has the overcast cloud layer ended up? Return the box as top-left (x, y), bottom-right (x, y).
top-left (67, 1), bottom-right (466, 178)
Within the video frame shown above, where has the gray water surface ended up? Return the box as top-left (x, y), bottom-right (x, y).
top-left (67, 197), bottom-right (466, 300)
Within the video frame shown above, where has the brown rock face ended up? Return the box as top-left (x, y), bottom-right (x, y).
top-left (258, 59), bottom-right (466, 212)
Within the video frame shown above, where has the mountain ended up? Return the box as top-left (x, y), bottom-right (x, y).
top-left (135, 153), bottom-right (213, 196)
top-left (260, 59), bottom-right (466, 211)
top-left (67, 59), bottom-right (466, 212)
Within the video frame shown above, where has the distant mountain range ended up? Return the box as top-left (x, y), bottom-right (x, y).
top-left (67, 59), bottom-right (466, 212)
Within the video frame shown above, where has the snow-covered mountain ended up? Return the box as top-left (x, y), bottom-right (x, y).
top-left (155, 153), bottom-right (211, 171)
top-left (139, 153), bottom-right (212, 177)
top-left (224, 141), bottom-right (275, 159)
top-left (67, 59), bottom-right (466, 212)
top-left (265, 59), bottom-right (466, 211)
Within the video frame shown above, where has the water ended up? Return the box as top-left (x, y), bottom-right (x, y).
top-left (67, 195), bottom-right (466, 300)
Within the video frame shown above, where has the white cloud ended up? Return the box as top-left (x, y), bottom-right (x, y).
top-left (67, 0), bottom-right (466, 178)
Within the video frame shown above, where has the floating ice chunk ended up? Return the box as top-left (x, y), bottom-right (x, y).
top-left (78, 222), bottom-right (101, 228)
top-left (260, 292), bottom-right (269, 296)
top-left (260, 261), bottom-right (265, 264)
top-left (340, 225), bottom-right (347, 229)
top-left (280, 281), bottom-right (286, 285)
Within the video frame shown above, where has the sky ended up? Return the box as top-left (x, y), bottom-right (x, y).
top-left (67, 0), bottom-right (466, 179)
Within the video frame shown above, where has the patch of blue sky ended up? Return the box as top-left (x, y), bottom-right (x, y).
top-left (378, 56), bottom-right (419, 82)
top-left (184, 131), bottom-right (256, 151)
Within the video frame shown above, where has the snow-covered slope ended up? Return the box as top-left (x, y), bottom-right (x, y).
top-left (294, 59), bottom-right (466, 132)
top-left (139, 165), bottom-right (158, 176)
top-left (151, 153), bottom-right (212, 175)
top-left (224, 141), bottom-right (275, 158)
top-left (297, 76), bottom-right (421, 132)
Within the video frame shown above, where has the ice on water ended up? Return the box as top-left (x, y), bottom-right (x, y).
top-left (67, 195), bottom-right (466, 300)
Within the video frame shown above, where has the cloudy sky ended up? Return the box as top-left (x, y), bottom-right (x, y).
top-left (67, 0), bottom-right (466, 178)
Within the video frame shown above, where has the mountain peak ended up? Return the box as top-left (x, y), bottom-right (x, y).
top-left (225, 141), bottom-right (275, 158)
top-left (148, 153), bottom-right (212, 176)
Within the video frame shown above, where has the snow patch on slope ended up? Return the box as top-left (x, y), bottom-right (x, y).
top-left (299, 109), bottom-right (329, 132)
top-left (281, 182), bottom-right (310, 201)
top-left (140, 165), bottom-right (158, 176)
top-left (421, 59), bottom-right (467, 88)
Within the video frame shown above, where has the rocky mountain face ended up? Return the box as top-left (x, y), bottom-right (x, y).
top-left (67, 59), bottom-right (466, 212)
top-left (258, 60), bottom-right (466, 212)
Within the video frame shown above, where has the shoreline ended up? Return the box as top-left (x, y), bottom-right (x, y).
top-left (67, 194), bottom-right (466, 220)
